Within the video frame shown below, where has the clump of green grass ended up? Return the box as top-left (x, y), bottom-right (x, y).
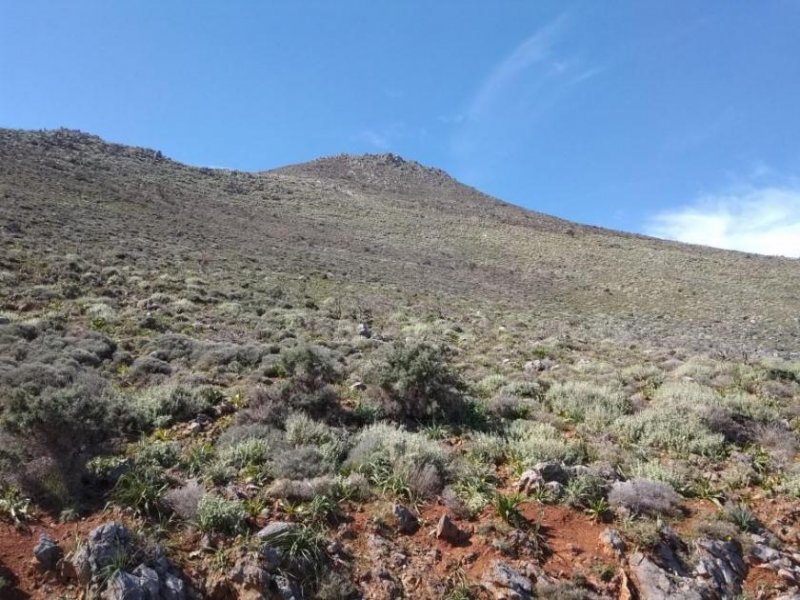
top-left (0, 484), bottom-right (33, 526)
top-left (197, 494), bottom-right (248, 535)
top-left (344, 422), bottom-right (451, 500)
top-left (545, 381), bottom-right (631, 428)
top-left (505, 420), bottom-right (587, 471)
top-left (613, 382), bottom-right (726, 457)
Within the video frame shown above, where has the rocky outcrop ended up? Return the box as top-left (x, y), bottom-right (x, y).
top-left (66, 522), bottom-right (187, 600)
top-left (628, 537), bottom-right (747, 600)
top-left (481, 560), bottom-right (534, 600)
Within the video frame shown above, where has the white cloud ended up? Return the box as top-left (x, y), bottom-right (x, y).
top-left (646, 187), bottom-right (800, 257)
top-left (448, 15), bottom-right (604, 185)
top-left (466, 17), bottom-right (564, 120)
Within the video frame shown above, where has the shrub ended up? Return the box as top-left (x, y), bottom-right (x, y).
top-left (136, 385), bottom-right (214, 428)
top-left (626, 460), bottom-right (693, 495)
top-left (613, 382), bottom-right (726, 457)
top-left (266, 476), bottom-right (340, 502)
top-left (134, 441), bottom-right (180, 468)
top-left (163, 480), bottom-right (204, 520)
top-left (449, 461), bottom-right (497, 518)
top-left (197, 494), bottom-right (248, 535)
top-left (0, 485), bottom-right (33, 526)
top-left (494, 492), bottom-right (524, 526)
top-left (345, 423), bottom-right (451, 499)
top-left (111, 467), bottom-right (168, 517)
top-left (279, 344), bottom-right (341, 388)
top-left (563, 473), bottom-right (608, 510)
top-left (608, 479), bottom-right (681, 517)
top-left (2, 374), bottom-right (142, 453)
top-left (545, 381), bottom-right (631, 428)
top-left (475, 374), bottom-right (508, 398)
top-left (258, 522), bottom-right (327, 574)
top-left (486, 393), bottom-right (537, 420)
top-left (272, 446), bottom-right (329, 480)
top-left (366, 341), bottom-right (467, 423)
top-left (284, 412), bottom-right (336, 446)
top-left (465, 431), bottom-right (507, 465)
top-left (723, 502), bottom-right (758, 532)
top-left (505, 420), bottom-right (587, 469)
top-left (216, 438), bottom-right (274, 478)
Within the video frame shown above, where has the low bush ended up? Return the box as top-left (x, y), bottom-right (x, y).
top-left (345, 422), bottom-right (451, 499)
top-left (613, 382), bottom-right (726, 457)
top-left (545, 381), bottom-right (631, 428)
top-left (608, 479), bottom-right (681, 517)
top-left (196, 494), bottom-right (248, 535)
top-left (163, 479), bottom-right (204, 520)
top-left (505, 420), bottom-right (587, 469)
top-left (365, 341), bottom-right (467, 423)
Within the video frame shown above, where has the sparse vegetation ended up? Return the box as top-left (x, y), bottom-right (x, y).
top-left (1, 128), bottom-right (799, 598)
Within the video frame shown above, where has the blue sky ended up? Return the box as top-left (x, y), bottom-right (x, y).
top-left (2, 2), bottom-right (800, 256)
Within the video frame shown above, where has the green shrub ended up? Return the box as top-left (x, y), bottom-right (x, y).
top-left (345, 422), bottom-right (451, 499)
top-left (111, 466), bottom-right (168, 517)
top-left (136, 385), bottom-right (213, 428)
top-left (2, 377), bottom-right (142, 453)
top-left (366, 341), bottom-right (467, 423)
top-left (197, 494), bottom-right (248, 534)
top-left (545, 381), bottom-right (631, 428)
top-left (258, 522), bottom-right (327, 574)
top-left (280, 344), bottom-right (341, 387)
top-left (613, 382), bottom-right (726, 457)
top-left (505, 420), bottom-right (587, 469)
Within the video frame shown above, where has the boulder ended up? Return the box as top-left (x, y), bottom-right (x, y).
top-left (436, 514), bottom-right (465, 545)
top-left (132, 564), bottom-right (161, 599)
top-left (33, 533), bottom-right (63, 570)
top-left (599, 528), bottom-right (626, 558)
top-left (257, 521), bottom-right (297, 539)
top-left (103, 571), bottom-right (145, 600)
top-left (393, 504), bottom-right (419, 534)
top-left (481, 560), bottom-right (533, 600)
top-left (70, 522), bottom-right (135, 585)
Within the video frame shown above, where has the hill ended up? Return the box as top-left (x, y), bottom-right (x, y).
top-left (2, 128), bottom-right (798, 355)
top-left (1, 128), bottom-right (799, 599)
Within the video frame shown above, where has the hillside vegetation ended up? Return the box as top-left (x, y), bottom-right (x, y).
top-left (0, 128), bottom-right (799, 599)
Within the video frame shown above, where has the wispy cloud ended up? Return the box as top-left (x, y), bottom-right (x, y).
top-left (466, 16), bottom-right (565, 119)
top-left (645, 186), bottom-right (800, 257)
top-left (449, 14), bottom-right (603, 185)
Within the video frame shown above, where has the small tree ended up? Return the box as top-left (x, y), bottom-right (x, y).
top-left (367, 341), bottom-right (466, 423)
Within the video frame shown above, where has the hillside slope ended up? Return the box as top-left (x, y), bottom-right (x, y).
top-left (1, 129), bottom-right (800, 599)
top-left (1, 127), bottom-right (798, 354)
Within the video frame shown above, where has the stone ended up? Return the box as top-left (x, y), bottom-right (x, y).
top-left (229, 555), bottom-right (270, 590)
top-left (70, 522), bottom-right (134, 585)
top-left (161, 573), bottom-right (187, 600)
top-left (132, 564), bottom-right (161, 599)
top-left (599, 529), bottom-right (626, 558)
top-left (481, 560), bottom-right (533, 600)
top-left (103, 571), bottom-right (145, 600)
top-left (533, 461), bottom-right (570, 483)
top-left (350, 381), bottom-right (367, 391)
top-left (436, 514), bottom-right (465, 544)
top-left (257, 521), bottom-right (297, 539)
top-left (393, 503), bottom-right (419, 534)
top-left (33, 533), bottom-right (63, 570)
top-left (628, 552), bottom-right (701, 600)
top-left (516, 470), bottom-right (543, 493)
top-left (272, 574), bottom-right (302, 599)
